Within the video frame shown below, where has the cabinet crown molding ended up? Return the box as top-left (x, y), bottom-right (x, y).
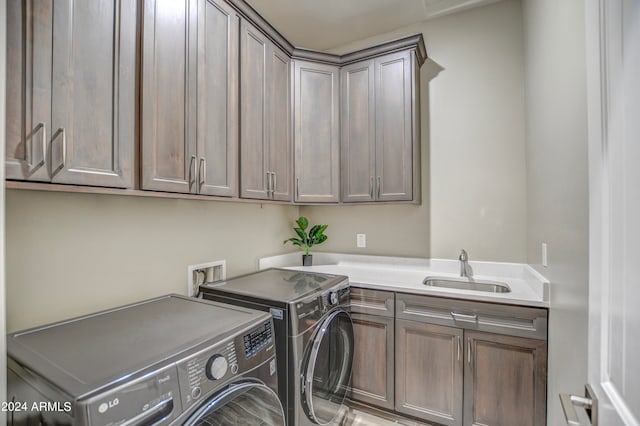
top-left (225, 0), bottom-right (427, 66)
top-left (292, 34), bottom-right (427, 66)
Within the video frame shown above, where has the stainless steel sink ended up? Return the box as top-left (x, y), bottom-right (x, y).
top-left (423, 276), bottom-right (511, 293)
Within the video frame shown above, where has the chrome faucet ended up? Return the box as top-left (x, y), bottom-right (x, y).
top-left (459, 249), bottom-right (469, 277)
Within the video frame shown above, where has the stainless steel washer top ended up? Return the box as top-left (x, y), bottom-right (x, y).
top-left (8, 295), bottom-right (271, 398)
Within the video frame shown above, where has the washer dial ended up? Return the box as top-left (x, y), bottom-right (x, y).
top-left (205, 355), bottom-right (228, 380)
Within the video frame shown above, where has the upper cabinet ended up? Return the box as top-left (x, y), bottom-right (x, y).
top-left (197, 0), bottom-right (240, 197)
top-left (6, 0), bottom-right (426, 206)
top-left (240, 20), bottom-right (292, 201)
top-left (340, 60), bottom-right (375, 202)
top-left (341, 50), bottom-right (420, 202)
top-left (142, 0), bottom-right (238, 197)
top-left (293, 60), bottom-right (340, 203)
top-left (141, 0), bottom-right (197, 194)
top-left (6, 0), bottom-right (136, 188)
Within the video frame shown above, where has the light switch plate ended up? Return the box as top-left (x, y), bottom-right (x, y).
top-left (541, 243), bottom-right (548, 267)
top-left (357, 233), bottom-right (366, 248)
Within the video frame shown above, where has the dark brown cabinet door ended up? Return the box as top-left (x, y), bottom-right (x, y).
top-left (196, 0), bottom-right (239, 197)
top-left (375, 51), bottom-right (414, 201)
top-left (349, 288), bottom-right (395, 409)
top-left (464, 331), bottom-right (547, 426)
top-left (240, 22), bottom-right (292, 201)
top-left (340, 50), bottom-right (418, 203)
top-left (268, 46), bottom-right (292, 202)
top-left (51, 0), bottom-right (135, 188)
top-left (142, 0), bottom-right (197, 193)
top-left (239, 20), bottom-right (269, 200)
top-left (293, 60), bottom-right (340, 203)
top-left (341, 60), bottom-right (375, 202)
top-left (5, 0), bottom-right (52, 183)
top-left (6, 0), bottom-right (135, 188)
top-left (350, 312), bottom-right (394, 410)
top-left (396, 319), bottom-right (463, 426)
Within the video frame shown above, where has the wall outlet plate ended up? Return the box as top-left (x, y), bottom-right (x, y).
top-left (357, 233), bottom-right (366, 248)
top-left (541, 243), bottom-right (548, 267)
top-left (187, 260), bottom-right (226, 297)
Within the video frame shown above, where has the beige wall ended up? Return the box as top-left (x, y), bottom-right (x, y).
top-left (303, 0), bottom-right (528, 262)
top-left (522, 1), bottom-right (589, 425)
top-left (5, 190), bottom-right (298, 331)
top-left (5, 1), bottom-right (529, 330)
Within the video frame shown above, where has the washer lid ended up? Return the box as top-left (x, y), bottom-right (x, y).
top-left (202, 269), bottom-right (348, 304)
top-left (7, 295), bottom-right (270, 398)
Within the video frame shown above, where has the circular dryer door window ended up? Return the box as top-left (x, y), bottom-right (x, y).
top-left (301, 309), bottom-right (355, 425)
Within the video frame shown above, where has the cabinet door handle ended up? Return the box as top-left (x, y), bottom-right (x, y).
top-left (457, 335), bottom-right (461, 362)
top-left (377, 176), bottom-right (381, 199)
top-left (272, 172), bottom-right (277, 196)
top-left (189, 155), bottom-right (197, 189)
top-left (369, 177), bottom-right (374, 199)
top-left (467, 337), bottom-right (472, 365)
top-left (29, 123), bottom-right (47, 168)
top-left (52, 128), bottom-right (66, 176)
top-left (199, 157), bottom-right (206, 190)
top-left (451, 312), bottom-right (478, 323)
top-left (41, 123), bottom-right (47, 167)
top-left (265, 172), bottom-right (270, 194)
top-left (296, 177), bottom-right (300, 199)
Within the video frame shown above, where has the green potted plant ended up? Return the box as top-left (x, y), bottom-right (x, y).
top-left (283, 216), bottom-right (328, 266)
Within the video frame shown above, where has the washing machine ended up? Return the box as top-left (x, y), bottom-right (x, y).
top-left (199, 268), bottom-right (354, 426)
top-left (6, 294), bottom-right (285, 425)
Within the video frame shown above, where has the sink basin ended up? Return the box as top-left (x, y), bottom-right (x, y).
top-left (422, 276), bottom-right (511, 293)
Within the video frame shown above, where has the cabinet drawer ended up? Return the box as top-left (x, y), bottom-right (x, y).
top-left (350, 287), bottom-right (394, 317)
top-left (396, 293), bottom-right (547, 340)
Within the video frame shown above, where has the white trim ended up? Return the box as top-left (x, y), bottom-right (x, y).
top-left (602, 382), bottom-right (640, 426)
top-left (0, 0), bottom-right (7, 421)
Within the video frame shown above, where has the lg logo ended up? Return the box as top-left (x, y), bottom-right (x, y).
top-left (98, 398), bottom-right (119, 414)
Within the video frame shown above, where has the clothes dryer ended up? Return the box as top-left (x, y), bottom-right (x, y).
top-left (200, 268), bottom-right (353, 426)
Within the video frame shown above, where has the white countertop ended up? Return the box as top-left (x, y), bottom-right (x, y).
top-left (259, 252), bottom-right (550, 308)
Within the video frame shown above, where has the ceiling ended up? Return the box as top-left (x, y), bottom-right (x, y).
top-left (246, 0), bottom-right (502, 51)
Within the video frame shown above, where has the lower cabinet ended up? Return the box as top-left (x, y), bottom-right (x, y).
top-left (349, 288), bottom-right (395, 410)
top-left (395, 320), bottom-right (463, 425)
top-left (463, 331), bottom-right (547, 426)
top-left (350, 289), bottom-right (548, 426)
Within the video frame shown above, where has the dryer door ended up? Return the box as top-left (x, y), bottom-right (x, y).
top-left (301, 309), bottom-right (354, 425)
top-left (183, 379), bottom-right (285, 426)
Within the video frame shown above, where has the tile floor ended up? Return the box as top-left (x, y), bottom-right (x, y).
top-left (337, 403), bottom-right (431, 426)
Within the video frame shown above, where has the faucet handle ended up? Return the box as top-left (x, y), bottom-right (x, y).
top-left (459, 249), bottom-right (468, 261)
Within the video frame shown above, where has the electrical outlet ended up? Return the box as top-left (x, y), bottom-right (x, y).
top-left (187, 260), bottom-right (226, 297)
top-left (541, 243), bottom-right (548, 267)
top-left (357, 233), bottom-right (366, 248)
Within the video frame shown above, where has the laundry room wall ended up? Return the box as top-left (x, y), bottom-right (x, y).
top-left (522, 0), bottom-right (589, 424)
top-left (300, 0), bottom-right (528, 263)
top-left (5, 190), bottom-right (298, 332)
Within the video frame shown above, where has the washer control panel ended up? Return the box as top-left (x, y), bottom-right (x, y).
top-left (176, 319), bottom-right (275, 411)
top-left (177, 340), bottom-right (238, 408)
top-left (243, 321), bottom-right (273, 359)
